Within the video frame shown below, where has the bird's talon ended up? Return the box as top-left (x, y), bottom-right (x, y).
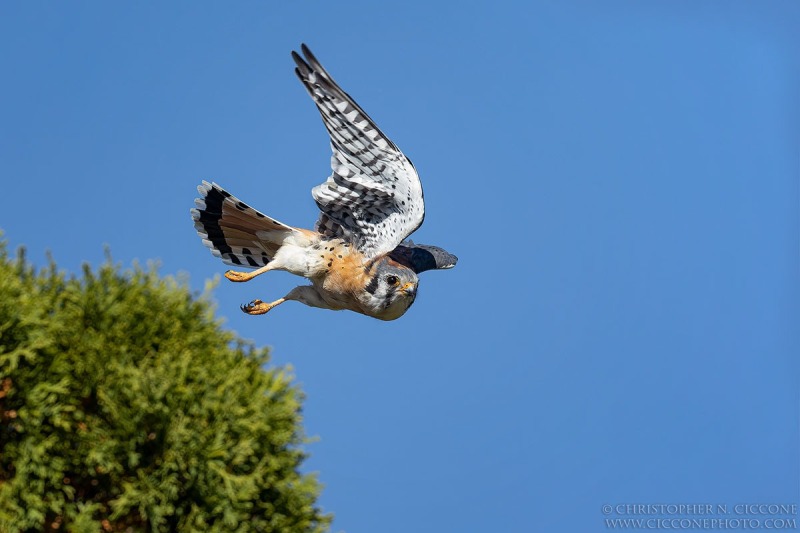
top-left (240, 299), bottom-right (272, 315)
top-left (225, 270), bottom-right (248, 282)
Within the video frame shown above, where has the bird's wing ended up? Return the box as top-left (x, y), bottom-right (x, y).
top-left (292, 44), bottom-right (424, 259)
top-left (388, 242), bottom-right (458, 273)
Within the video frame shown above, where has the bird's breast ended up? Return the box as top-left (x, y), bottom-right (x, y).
top-left (311, 241), bottom-right (370, 309)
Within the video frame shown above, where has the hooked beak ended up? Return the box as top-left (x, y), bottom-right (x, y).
top-left (400, 281), bottom-right (417, 297)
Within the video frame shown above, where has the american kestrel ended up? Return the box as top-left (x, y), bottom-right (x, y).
top-left (191, 44), bottom-right (457, 320)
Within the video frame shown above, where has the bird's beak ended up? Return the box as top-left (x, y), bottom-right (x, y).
top-left (400, 282), bottom-right (416, 297)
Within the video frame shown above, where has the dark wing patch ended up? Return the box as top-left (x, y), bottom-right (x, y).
top-left (388, 242), bottom-right (458, 274)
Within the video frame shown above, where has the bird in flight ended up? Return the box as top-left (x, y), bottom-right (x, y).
top-left (191, 44), bottom-right (457, 320)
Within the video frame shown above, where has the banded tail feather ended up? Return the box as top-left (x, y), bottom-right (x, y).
top-left (191, 181), bottom-right (295, 268)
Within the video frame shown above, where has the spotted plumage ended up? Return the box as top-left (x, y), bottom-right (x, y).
top-left (190, 44), bottom-right (457, 320)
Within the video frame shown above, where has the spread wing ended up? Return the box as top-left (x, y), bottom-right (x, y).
top-left (292, 44), bottom-right (424, 259)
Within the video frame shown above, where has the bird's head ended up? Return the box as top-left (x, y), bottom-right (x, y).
top-left (360, 257), bottom-right (419, 321)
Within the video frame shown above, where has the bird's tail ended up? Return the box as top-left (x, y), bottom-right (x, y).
top-left (191, 181), bottom-right (297, 268)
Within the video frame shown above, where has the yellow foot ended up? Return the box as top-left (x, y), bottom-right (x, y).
top-left (225, 270), bottom-right (255, 282)
top-left (226, 264), bottom-right (271, 283)
top-left (240, 298), bottom-right (284, 316)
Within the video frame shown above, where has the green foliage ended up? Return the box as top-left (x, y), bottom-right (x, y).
top-left (0, 238), bottom-right (331, 532)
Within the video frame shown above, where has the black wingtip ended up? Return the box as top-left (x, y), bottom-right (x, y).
top-left (297, 43), bottom-right (331, 80)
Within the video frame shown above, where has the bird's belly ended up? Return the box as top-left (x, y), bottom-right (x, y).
top-left (314, 252), bottom-right (370, 313)
top-left (271, 241), bottom-right (326, 277)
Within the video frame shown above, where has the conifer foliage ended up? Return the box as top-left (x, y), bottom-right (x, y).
top-left (0, 240), bottom-right (330, 532)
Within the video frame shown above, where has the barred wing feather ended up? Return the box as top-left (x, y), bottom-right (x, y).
top-left (292, 44), bottom-right (424, 259)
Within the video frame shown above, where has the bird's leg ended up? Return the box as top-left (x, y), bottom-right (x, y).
top-left (225, 263), bottom-right (272, 283)
top-left (240, 297), bottom-right (286, 315)
top-left (239, 286), bottom-right (332, 317)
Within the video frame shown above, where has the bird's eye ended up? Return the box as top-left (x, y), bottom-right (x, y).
top-left (386, 275), bottom-right (400, 286)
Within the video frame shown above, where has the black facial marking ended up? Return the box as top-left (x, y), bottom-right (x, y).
top-left (382, 290), bottom-right (395, 310)
top-left (364, 273), bottom-right (380, 295)
top-left (363, 257), bottom-right (379, 275)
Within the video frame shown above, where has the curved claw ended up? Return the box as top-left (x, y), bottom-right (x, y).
top-left (241, 305), bottom-right (265, 314)
top-left (241, 299), bottom-right (263, 314)
top-left (240, 298), bottom-right (284, 316)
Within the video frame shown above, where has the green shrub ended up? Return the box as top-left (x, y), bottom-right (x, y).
top-left (0, 239), bottom-right (330, 532)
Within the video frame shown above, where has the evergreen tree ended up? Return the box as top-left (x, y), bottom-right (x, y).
top-left (0, 237), bottom-right (331, 532)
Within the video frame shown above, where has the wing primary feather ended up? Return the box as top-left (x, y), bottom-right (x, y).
top-left (292, 44), bottom-right (425, 259)
top-left (300, 43), bottom-right (333, 81)
top-left (293, 45), bottom-right (397, 152)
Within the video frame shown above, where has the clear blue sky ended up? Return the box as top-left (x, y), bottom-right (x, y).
top-left (2, 2), bottom-right (798, 531)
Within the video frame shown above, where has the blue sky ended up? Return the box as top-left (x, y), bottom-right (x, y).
top-left (2, 2), bottom-right (798, 531)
